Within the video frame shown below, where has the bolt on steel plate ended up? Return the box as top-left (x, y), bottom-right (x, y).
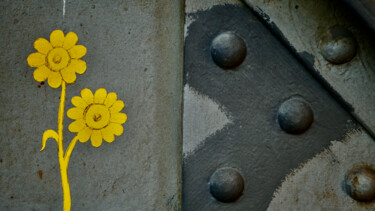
top-left (183, 4), bottom-right (360, 210)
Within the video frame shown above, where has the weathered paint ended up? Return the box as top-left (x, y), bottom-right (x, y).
top-left (185, 0), bottom-right (241, 13)
top-left (0, 0), bottom-right (183, 210)
top-left (184, 0), bottom-right (241, 39)
top-left (183, 4), bottom-right (358, 210)
top-left (268, 130), bottom-right (375, 210)
top-left (243, 0), bottom-right (375, 137)
top-left (183, 84), bottom-right (231, 157)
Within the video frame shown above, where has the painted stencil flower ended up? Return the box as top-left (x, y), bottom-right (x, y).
top-left (67, 88), bottom-right (127, 147)
top-left (27, 30), bottom-right (87, 88)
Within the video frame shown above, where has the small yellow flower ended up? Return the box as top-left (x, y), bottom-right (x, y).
top-left (67, 88), bottom-right (127, 147)
top-left (27, 30), bottom-right (87, 88)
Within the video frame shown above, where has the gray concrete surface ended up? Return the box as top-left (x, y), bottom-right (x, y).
top-left (0, 0), bottom-right (183, 210)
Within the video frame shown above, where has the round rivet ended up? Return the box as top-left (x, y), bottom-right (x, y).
top-left (209, 167), bottom-right (244, 203)
top-left (277, 98), bottom-right (314, 134)
top-left (211, 32), bottom-right (247, 69)
top-left (344, 166), bottom-right (375, 202)
top-left (320, 26), bottom-right (357, 64)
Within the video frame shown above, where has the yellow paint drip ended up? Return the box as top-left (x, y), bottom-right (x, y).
top-left (28, 30), bottom-right (127, 211)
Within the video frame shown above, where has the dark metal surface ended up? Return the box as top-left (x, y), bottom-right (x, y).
top-left (342, 0), bottom-right (375, 34)
top-left (209, 167), bottom-right (244, 203)
top-left (183, 4), bottom-right (358, 210)
top-left (277, 97), bottom-right (314, 134)
top-left (210, 32), bottom-right (247, 69)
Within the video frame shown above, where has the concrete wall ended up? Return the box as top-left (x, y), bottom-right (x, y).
top-left (0, 0), bottom-right (183, 210)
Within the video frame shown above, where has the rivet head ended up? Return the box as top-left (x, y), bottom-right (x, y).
top-left (209, 167), bottom-right (244, 203)
top-left (320, 26), bottom-right (357, 64)
top-left (277, 98), bottom-right (314, 134)
top-left (211, 32), bottom-right (247, 69)
top-left (344, 166), bottom-right (375, 202)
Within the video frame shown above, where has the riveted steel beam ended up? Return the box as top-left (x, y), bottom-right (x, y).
top-left (243, 0), bottom-right (375, 139)
top-left (182, 3), bottom-right (364, 210)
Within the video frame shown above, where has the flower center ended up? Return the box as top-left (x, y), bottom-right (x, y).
top-left (93, 114), bottom-right (102, 122)
top-left (53, 55), bottom-right (62, 64)
top-left (47, 48), bottom-right (70, 71)
top-left (84, 104), bottom-right (110, 130)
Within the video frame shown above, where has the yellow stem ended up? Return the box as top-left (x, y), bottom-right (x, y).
top-left (64, 136), bottom-right (79, 168)
top-left (57, 81), bottom-right (71, 211)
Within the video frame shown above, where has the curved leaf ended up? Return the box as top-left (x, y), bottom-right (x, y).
top-left (41, 129), bottom-right (58, 151)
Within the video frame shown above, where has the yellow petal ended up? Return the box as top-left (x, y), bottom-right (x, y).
top-left (27, 53), bottom-right (46, 67)
top-left (61, 65), bottom-right (77, 84)
top-left (63, 32), bottom-right (78, 50)
top-left (50, 30), bottom-right (64, 47)
top-left (67, 107), bottom-right (84, 120)
top-left (68, 59), bottom-right (86, 74)
top-left (90, 130), bottom-right (103, 147)
top-left (110, 100), bottom-right (125, 113)
top-left (101, 126), bottom-right (115, 143)
top-left (34, 38), bottom-right (53, 54)
top-left (33, 65), bottom-right (51, 82)
top-left (68, 119), bottom-right (85, 132)
top-left (94, 88), bottom-right (107, 104)
top-left (110, 113), bottom-right (127, 124)
top-left (47, 71), bottom-right (62, 88)
top-left (81, 88), bottom-right (93, 104)
top-left (107, 123), bottom-right (124, 136)
top-left (71, 96), bottom-right (87, 108)
top-left (104, 92), bottom-right (117, 107)
top-left (68, 45), bottom-right (87, 59)
top-left (77, 126), bottom-right (91, 143)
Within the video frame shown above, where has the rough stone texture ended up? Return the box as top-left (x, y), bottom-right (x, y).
top-left (243, 0), bottom-right (375, 137)
top-left (0, 0), bottom-right (183, 210)
top-left (268, 130), bottom-right (375, 210)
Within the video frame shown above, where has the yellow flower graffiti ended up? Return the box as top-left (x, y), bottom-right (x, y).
top-left (28, 30), bottom-right (127, 211)
top-left (68, 88), bottom-right (127, 147)
top-left (27, 30), bottom-right (87, 88)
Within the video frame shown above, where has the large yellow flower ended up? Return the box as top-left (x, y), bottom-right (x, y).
top-left (27, 30), bottom-right (87, 88)
top-left (67, 88), bottom-right (127, 147)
